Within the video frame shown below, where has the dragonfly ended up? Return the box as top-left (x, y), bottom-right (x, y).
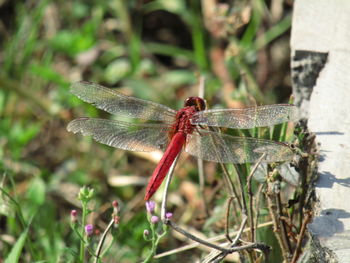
top-left (67, 81), bottom-right (297, 200)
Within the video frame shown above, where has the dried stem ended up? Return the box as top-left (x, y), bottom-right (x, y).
top-left (265, 184), bottom-right (291, 262)
top-left (254, 183), bottom-right (265, 241)
top-left (94, 218), bottom-right (115, 263)
top-left (161, 155), bottom-right (180, 220)
top-left (246, 153), bottom-right (266, 242)
top-left (197, 75), bottom-right (210, 217)
top-left (214, 206), bottom-right (250, 261)
top-left (165, 219), bottom-right (270, 255)
top-left (207, 125), bottom-right (241, 208)
top-left (198, 74), bottom-right (205, 98)
top-left (291, 211), bottom-right (312, 263)
top-left (165, 219), bottom-right (232, 252)
top-left (225, 196), bottom-right (235, 243)
top-left (217, 158), bottom-right (241, 209)
top-left (233, 163), bottom-right (248, 216)
top-left (197, 157), bottom-right (210, 218)
top-left (276, 191), bottom-right (293, 255)
top-left (155, 221), bottom-right (274, 258)
top-left (231, 214), bottom-right (248, 245)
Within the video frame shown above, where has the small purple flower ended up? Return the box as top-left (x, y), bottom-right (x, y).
top-left (150, 215), bottom-right (159, 224)
top-left (145, 201), bottom-right (156, 213)
top-left (85, 224), bottom-right (94, 236)
top-left (165, 212), bottom-right (173, 219)
top-left (70, 210), bottom-right (77, 224)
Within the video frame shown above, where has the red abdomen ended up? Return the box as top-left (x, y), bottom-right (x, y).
top-left (144, 132), bottom-right (186, 200)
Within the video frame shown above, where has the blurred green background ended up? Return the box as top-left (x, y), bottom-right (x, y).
top-left (0, 0), bottom-right (294, 262)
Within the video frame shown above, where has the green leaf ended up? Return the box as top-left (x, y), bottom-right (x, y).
top-left (29, 63), bottom-right (68, 86)
top-left (162, 70), bottom-right (196, 86)
top-left (4, 228), bottom-right (29, 263)
top-left (49, 30), bottom-right (95, 56)
top-left (104, 58), bottom-right (131, 84)
top-left (26, 177), bottom-right (46, 207)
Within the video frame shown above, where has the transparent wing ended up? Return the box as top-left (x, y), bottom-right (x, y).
top-left (185, 129), bottom-right (294, 163)
top-left (191, 104), bottom-right (298, 129)
top-left (67, 118), bottom-right (170, 152)
top-left (71, 81), bottom-right (177, 122)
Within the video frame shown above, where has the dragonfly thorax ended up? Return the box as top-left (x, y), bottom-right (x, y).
top-left (172, 106), bottom-right (197, 135)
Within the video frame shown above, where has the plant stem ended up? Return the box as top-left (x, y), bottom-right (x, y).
top-left (80, 203), bottom-right (88, 262)
top-left (94, 218), bottom-right (115, 263)
top-left (143, 224), bottom-right (168, 263)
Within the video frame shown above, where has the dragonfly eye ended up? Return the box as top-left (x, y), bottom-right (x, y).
top-left (184, 97), bottom-right (206, 111)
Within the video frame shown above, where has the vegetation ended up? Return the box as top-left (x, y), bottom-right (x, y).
top-left (0, 0), bottom-right (315, 262)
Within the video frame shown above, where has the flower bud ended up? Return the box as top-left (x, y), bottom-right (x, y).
top-left (70, 210), bottom-right (78, 224)
top-left (165, 212), bottom-right (173, 219)
top-left (112, 200), bottom-right (119, 208)
top-left (112, 200), bottom-right (119, 215)
top-left (114, 215), bottom-right (120, 227)
top-left (145, 201), bottom-right (156, 213)
top-left (150, 215), bottom-right (159, 224)
top-left (85, 224), bottom-right (94, 236)
top-left (78, 186), bottom-right (94, 202)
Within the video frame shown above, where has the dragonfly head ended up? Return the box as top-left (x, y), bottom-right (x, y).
top-left (184, 97), bottom-right (206, 111)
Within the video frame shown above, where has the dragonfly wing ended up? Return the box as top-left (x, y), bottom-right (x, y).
top-left (191, 104), bottom-right (298, 129)
top-left (67, 118), bottom-right (170, 152)
top-left (185, 130), bottom-right (294, 163)
top-left (71, 81), bottom-right (177, 122)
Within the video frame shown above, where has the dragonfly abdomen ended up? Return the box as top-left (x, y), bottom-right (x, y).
top-left (144, 131), bottom-right (186, 200)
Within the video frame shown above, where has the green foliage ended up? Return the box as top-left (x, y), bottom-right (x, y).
top-left (0, 119), bottom-right (41, 159)
top-left (5, 228), bottom-right (29, 263)
top-left (49, 28), bottom-right (96, 57)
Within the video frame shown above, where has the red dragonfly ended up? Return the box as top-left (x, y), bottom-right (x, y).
top-left (67, 81), bottom-right (297, 200)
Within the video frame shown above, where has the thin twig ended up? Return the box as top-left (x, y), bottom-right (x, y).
top-left (217, 153), bottom-right (264, 262)
top-left (233, 164), bottom-right (247, 216)
top-left (165, 219), bottom-right (231, 252)
top-left (197, 75), bottom-right (210, 217)
top-left (232, 214), bottom-right (248, 246)
top-left (94, 219), bottom-right (115, 263)
top-left (246, 153), bottom-right (266, 242)
top-left (231, 162), bottom-right (248, 261)
top-left (265, 183), bottom-right (290, 262)
top-left (291, 211), bottom-right (311, 263)
top-left (212, 215), bottom-right (248, 261)
top-left (198, 75), bottom-right (205, 98)
top-left (205, 236), bottom-right (270, 263)
top-left (206, 125), bottom-right (241, 208)
top-left (165, 219), bottom-right (270, 254)
top-left (225, 197), bottom-right (235, 243)
top-left (154, 221), bottom-right (273, 258)
top-left (197, 157), bottom-right (210, 217)
top-left (219, 162), bottom-right (241, 209)
top-left (254, 183), bottom-right (265, 242)
top-left (276, 190), bottom-right (293, 255)
top-left (161, 155), bottom-right (180, 220)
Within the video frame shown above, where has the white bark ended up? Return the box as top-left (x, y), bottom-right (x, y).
top-left (291, 0), bottom-right (350, 262)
